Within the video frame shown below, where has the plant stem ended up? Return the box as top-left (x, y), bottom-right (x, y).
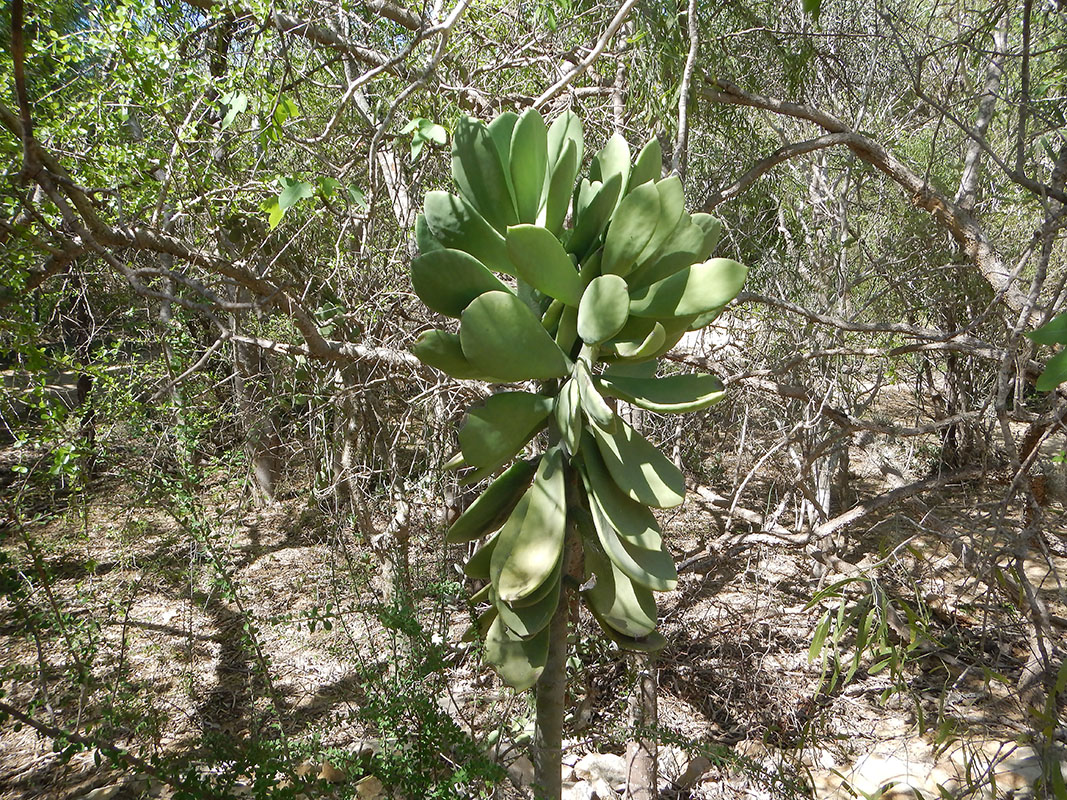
top-left (533, 522), bottom-right (581, 800)
top-left (533, 580), bottom-right (569, 800)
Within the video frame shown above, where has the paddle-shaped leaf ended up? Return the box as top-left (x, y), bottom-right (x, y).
top-left (452, 116), bottom-right (517, 231)
top-left (423, 191), bottom-right (514, 276)
top-left (511, 109), bottom-right (549, 223)
top-left (411, 249), bottom-right (510, 317)
top-left (583, 539), bottom-right (657, 637)
top-left (460, 291), bottom-right (571, 381)
top-left (412, 329), bottom-right (489, 380)
top-left (547, 110), bottom-right (584, 169)
top-left (589, 416), bottom-right (685, 508)
top-left (543, 139), bottom-right (577, 234)
top-left (485, 615), bottom-right (550, 690)
top-left (629, 258), bottom-right (748, 318)
top-left (601, 182), bottom-right (661, 277)
top-left (446, 460), bottom-right (537, 543)
top-left (628, 137), bottom-right (662, 191)
top-left (578, 274), bottom-right (630, 344)
top-left (459, 392), bottom-right (552, 468)
top-left (506, 225), bottom-right (582, 306)
top-left (491, 448), bottom-right (567, 603)
top-left (568, 173), bottom-right (622, 259)
top-left (597, 372), bottom-right (726, 413)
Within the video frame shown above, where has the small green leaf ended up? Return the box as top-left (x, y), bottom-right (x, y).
top-left (278, 178), bottom-right (314, 211)
top-left (1035, 348), bottom-right (1067, 391)
top-left (347, 185), bottom-right (369, 211)
top-left (318, 177), bottom-right (340, 197)
top-left (220, 91), bottom-right (247, 130)
top-left (262, 198), bottom-right (284, 230)
top-left (1026, 312), bottom-right (1067, 345)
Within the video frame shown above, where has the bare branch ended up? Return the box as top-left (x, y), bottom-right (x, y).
top-left (700, 78), bottom-right (1038, 318)
top-left (532, 0), bottom-right (641, 110)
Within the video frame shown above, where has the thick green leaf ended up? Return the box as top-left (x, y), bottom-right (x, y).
top-left (589, 416), bottom-right (685, 508)
top-left (593, 616), bottom-right (667, 653)
top-left (1035, 348), bottom-right (1067, 391)
top-left (510, 109), bottom-right (549, 223)
top-left (410, 249), bottom-right (510, 317)
top-left (555, 304), bottom-right (579, 355)
top-left (687, 307), bottom-right (725, 331)
top-left (411, 329), bottom-right (489, 380)
top-left (583, 540), bottom-right (657, 637)
top-left (603, 359), bottom-right (658, 379)
top-left (446, 460), bottom-right (537, 543)
top-left (634, 176), bottom-right (685, 267)
top-left (578, 274), bottom-right (630, 345)
top-left (415, 213), bottom-right (443, 254)
top-left (590, 133), bottom-right (631, 201)
top-left (581, 442), bottom-right (664, 551)
top-left (460, 291), bottom-right (571, 381)
top-left (488, 111), bottom-right (519, 200)
top-left (597, 373), bottom-right (726, 413)
top-left (459, 392), bottom-right (552, 468)
top-left (628, 216), bottom-right (705, 288)
top-left (543, 139), bottom-right (577, 234)
top-left (601, 182), bottom-right (661, 277)
top-left (484, 615), bottom-right (550, 690)
top-left (576, 359), bottom-right (615, 429)
top-left (495, 571), bottom-right (561, 637)
top-left (647, 314), bottom-right (699, 359)
top-left (452, 116), bottom-right (517, 231)
top-left (423, 191), bottom-right (514, 276)
top-left (569, 173), bottom-right (623, 259)
top-left (506, 226), bottom-right (582, 306)
top-left (579, 464), bottom-right (678, 591)
top-left (628, 137), bottom-right (662, 191)
top-left (464, 531), bottom-right (499, 578)
top-left (629, 258), bottom-right (748, 318)
top-left (690, 213), bottom-right (722, 257)
top-left (554, 377), bottom-right (582, 455)
top-left (547, 110), bottom-right (584, 169)
top-left (491, 448), bottom-right (567, 603)
top-left (488, 112), bottom-right (519, 170)
top-left (1026, 312), bottom-right (1067, 345)
top-left (607, 319), bottom-right (665, 360)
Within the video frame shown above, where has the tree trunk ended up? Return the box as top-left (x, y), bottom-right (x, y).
top-left (625, 652), bottom-right (658, 800)
top-left (534, 530), bottom-right (581, 800)
top-left (232, 335), bottom-right (282, 504)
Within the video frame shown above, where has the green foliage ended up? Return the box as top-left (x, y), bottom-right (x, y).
top-left (409, 112), bottom-right (748, 689)
top-left (1026, 312), bottom-right (1067, 391)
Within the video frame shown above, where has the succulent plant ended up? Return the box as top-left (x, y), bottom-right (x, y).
top-left (411, 109), bottom-right (747, 691)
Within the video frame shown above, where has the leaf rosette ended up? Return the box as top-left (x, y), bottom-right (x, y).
top-left (411, 110), bottom-right (748, 689)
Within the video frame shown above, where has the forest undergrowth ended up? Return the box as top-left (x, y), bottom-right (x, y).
top-left (1, 393), bottom-right (1063, 800)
